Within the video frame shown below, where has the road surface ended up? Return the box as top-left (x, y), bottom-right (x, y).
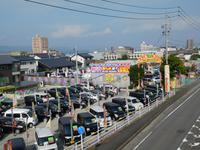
top-left (122, 81), bottom-right (200, 150)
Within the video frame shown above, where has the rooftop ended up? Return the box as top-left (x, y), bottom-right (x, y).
top-left (0, 55), bottom-right (18, 65)
top-left (39, 57), bottom-right (75, 69)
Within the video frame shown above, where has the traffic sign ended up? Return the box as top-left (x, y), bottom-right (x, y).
top-left (78, 126), bottom-right (85, 135)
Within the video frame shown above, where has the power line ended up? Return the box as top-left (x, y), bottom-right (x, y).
top-left (24, 0), bottom-right (178, 20)
top-left (63, 0), bottom-right (178, 15)
top-left (178, 7), bottom-right (200, 26)
top-left (178, 13), bottom-right (200, 31)
top-left (100, 0), bottom-right (178, 10)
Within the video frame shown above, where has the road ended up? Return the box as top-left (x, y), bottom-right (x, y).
top-left (122, 82), bottom-right (200, 150)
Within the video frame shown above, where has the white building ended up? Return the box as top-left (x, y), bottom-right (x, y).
top-left (13, 56), bottom-right (37, 74)
top-left (71, 53), bottom-right (93, 68)
top-left (140, 41), bottom-right (156, 52)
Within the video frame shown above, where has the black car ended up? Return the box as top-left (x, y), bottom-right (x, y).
top-left (4, 138), bottom-right (26, 150)
top-left (103, 102), bottom-right (126, 121)
top-left (24, 95), bottom-right (43, 106)
top-left (77, 112), bottom-right (98, 136)
top-left (58, 117), bottom-right (81, 145)
top-left (38, 102), bottom-right (58, 117)
top-left (24, 105), bottom-right (50, 122)
top-left (0, 127), bottom-right (3, 139)
top-left (48, 87), bottom-right (66, 98)
top-left (0, 117), bottom-right (26, 133)
top-left (49, 99), bottom-right (69, 115)
top-left (129, 91), bottom-right (148, 106)
top-left (112, 98), bottom-right (135, 113)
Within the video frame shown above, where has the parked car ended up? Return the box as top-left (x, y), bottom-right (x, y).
top-left (49, 99), bottom-right (69, 115)
top-left (4, 138), bottom-right (26, 150)
top-left (0, 127), bottom-right (3, 139)
top-left (4, 108), bottom-right (38, 127)
top-left (58, 117), bottom-right (81, 145)
top-left (90, 90), bottom-right (106, 100)
top-left (0, 117), bottom-right (26, 134)
top-left (89, 105), bottom-right (112, 128)
top-left (129, 91), bottom-right (149, 106)
top-left (77, 112), bottom-right (98, 136)
top-left (24, 95), bottom-right (43, 106)
top-left (37, 103), bottom-right (58, 117)
top-left (80, 92), bottom-right (99, 102)
top-left (125, 96), bottom-right (144, 111)
top-left (35, 127), bottom-right (58, 150)
top-left (103, 102), bottom-right (126, 121)
top-left (24, 106), bottom-right (50, 122)
top-left (112, 98), bottom-right (135, 114)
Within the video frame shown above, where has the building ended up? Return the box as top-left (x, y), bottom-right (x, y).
top-left (38, 57), bottom-right (75, 76)
top-left (0, 55), bottom-right (21, 86)
top-left (186, 39), bottom-right (194, 50)
top-left (12, 56), bottom-right (37, 75)
top-left (103, 46), bottom-right (134, 60)
top-left (71, 53), bottom-right (93, 68)
top-left (140, 41), bottom-right (156, 52)
top-left (32, 34), bottom-right (48, 54)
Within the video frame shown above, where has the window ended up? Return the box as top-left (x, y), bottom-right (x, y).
top-left (6, 114), bottom-right (12, 117)
top-left (13, 114), bottom-right (20, 118)
top-left (22, 114), bottom-right (28, 118)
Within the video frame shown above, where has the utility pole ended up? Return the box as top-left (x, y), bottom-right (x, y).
top-left (162, 15), bottom-right (171, 93)
top-left (75, 47), bottom-right (79, 85)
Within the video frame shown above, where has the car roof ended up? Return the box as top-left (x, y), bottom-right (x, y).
top-left (9, 138), bottom-right (26, 150)
top-left (77, 112), bottom-right (94, 118)
top-left (5, 108), bottom-right (30, 114)
top-left (59, 117), bottom-right (75, 125)
top-left (36, 127), bottom-right (53, 138)
top-left (103, 102), bottom-right (119, 107)
top-left (90, 105), bottom-right (104, 112)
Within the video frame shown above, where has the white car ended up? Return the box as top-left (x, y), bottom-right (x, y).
top-left (35, 127), bottom-right (58, 150)
top-left (125, 96), bottom-right (144, 111)
top-left (80, 92), bottom-right (99, 101)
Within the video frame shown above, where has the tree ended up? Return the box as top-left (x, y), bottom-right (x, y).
top-left (161, 54), bottom-right (187, 80)
top-left (190, 54), bottom-right (200, 60)
top-left (129, 64), bottom-right (144, 88)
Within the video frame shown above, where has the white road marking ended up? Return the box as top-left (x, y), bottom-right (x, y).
top-left (133, 132), bottom-right (152, 150)
top-left (133, 87), bottom-right (200, 150)
top-left (154, 88), bottom-right (200, 130)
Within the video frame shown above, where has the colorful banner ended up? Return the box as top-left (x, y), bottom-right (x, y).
top-left (137, 54), bottom-right (161, 64)
top-left (90, 63), bottom-right (130, 73)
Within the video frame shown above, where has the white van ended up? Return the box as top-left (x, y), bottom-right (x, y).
top-left (35, 127), bottom-right (58, 150)
top-left (4, 108), bottom-right (38, 127)
top-left (89, 105), bottom-right (112, 129)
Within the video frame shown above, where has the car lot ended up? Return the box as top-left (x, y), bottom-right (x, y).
top-left (0, 80), bottom-right (164, 150)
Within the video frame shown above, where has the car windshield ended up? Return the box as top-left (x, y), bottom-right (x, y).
top-left (97, 112), bottom-right (104, 118)
top-left (111, 106), bottom-right (123, 113)
top-left (27, 111), bottom-right (32, 117)
top-left (37, 136), bottom-right (55, 146)
top-left (84, 117), bottom-right (96, 125)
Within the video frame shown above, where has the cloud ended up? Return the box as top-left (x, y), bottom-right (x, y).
top-left (86, 27), bottom-right (112, 37)
top-left (51, 25), bottom-right (112, 38)
top-left (51, 25), bottom-right (88, 38)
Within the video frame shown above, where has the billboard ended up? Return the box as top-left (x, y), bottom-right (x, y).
top-left (137, 54), bottom-right (161, 64)
top-left (90, 63), bottom-right (130, 73)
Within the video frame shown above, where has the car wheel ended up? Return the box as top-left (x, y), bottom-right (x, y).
top-left (15, 129), bottom-right (20, 134)
top-left (29, 123), bottom-right (33, 128)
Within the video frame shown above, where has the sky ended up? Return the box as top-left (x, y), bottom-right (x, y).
top-left (1, 0), bottom-right (200, 53)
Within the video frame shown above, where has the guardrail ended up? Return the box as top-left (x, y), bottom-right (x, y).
top-left (66, 95), bottom-right (169, 150)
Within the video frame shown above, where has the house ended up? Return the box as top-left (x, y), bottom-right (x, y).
top-left (0, 55), bottom-right (21, 86)
top-left (71, 53), bottom-right (93, 68)
top-left (12, 56), bottom-right (37, 75)
top-left (38, 57), bottom-right (75, 76)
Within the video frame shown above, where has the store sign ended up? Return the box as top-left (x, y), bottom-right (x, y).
top-left (137, 54), bottom-right (161, 64)
top-left (164, 65), bottom-right (170, 93)
top-left (90, 63), bottom-right (130, 73)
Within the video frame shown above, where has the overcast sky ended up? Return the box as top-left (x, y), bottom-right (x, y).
top-left (1, 0), bottom-right (200, 53)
